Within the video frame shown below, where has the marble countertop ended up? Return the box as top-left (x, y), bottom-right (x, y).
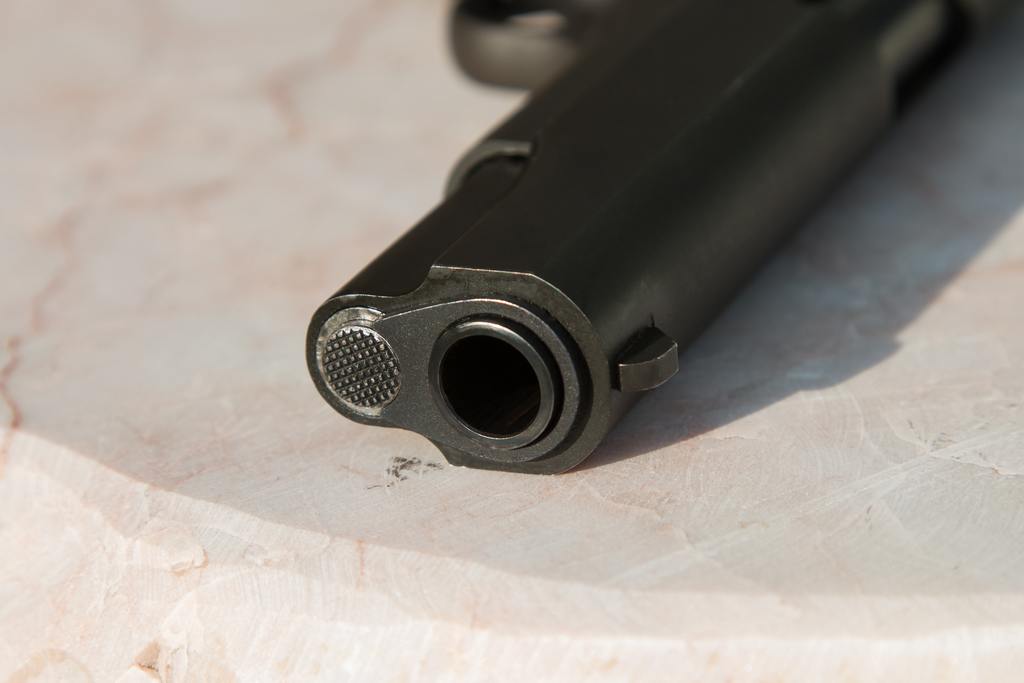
top-left (2, 1), bottom-right (1023, 680)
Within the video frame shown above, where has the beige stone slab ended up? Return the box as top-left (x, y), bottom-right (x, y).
top-left (1, 1), bottom-right (1024, 680)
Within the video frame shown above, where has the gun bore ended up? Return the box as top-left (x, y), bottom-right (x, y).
top-left (431, 318), bottom-right (560, 451)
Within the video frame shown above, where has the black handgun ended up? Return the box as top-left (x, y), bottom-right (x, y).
top-left (307, 0), bottom-right (1014, 474)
